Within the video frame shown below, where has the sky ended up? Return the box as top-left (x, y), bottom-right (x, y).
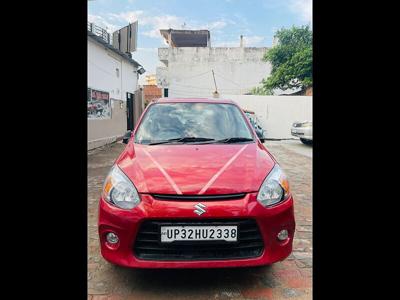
top-left (88, 0), bottom-right (312, 84)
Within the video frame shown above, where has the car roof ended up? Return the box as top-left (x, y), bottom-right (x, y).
top-left (153, 98), bottom-right (237, 105)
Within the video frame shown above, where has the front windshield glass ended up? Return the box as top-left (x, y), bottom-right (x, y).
top-left (135, 102), bottom-right (253, 144)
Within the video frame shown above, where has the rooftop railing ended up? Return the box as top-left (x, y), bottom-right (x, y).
top-left (88, 22), bottom-right (110, 44)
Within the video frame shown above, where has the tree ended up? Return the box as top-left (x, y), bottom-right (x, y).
top-left (261, 25), bottom-right (312, 94)
top-left (249, 86), bottom-right (271, 96)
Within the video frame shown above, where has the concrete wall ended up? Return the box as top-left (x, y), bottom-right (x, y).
top-left (223, 95), bottom-right (312, 139)
top-left (157, 47), bottom-right (271, 98)
top-left (88, 100), bottom-right (127, 150)
top-left (88, 39), bottom-right (138, 101)
top-left (88, 37), bottom-right (139, 150)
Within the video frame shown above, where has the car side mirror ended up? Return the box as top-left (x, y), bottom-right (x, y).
top-left (122, 130), bottom-right (132, 144)
top-left (259, 132), bottom-right (266, 143)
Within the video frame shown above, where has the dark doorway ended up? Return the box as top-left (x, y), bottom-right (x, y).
top-left (126, 92), bottom-right (135, 130)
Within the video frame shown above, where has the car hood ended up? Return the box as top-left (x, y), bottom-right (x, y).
top-left (117, 142), bottom-right (275, 195)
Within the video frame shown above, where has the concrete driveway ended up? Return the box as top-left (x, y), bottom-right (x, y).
top-left (264, 140), bottom-right (312, 158)
top-left (88, 141), bottom-right (312, 300)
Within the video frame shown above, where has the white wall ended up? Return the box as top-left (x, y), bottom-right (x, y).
top-left (88, 100), bottom-right (127, 150)
top-left (88, 38), bottom-right (139, 149)
top-left (157, 47), bottom-right (271, 98)
top-left (88, 39), bottom-right (138, 101)
top-left (121, 56), bottom-right (139, 101)
top-left (223, 95), bottom-right (312, 139)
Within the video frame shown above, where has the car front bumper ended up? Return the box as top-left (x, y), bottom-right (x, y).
top-left (291, 126), bottom-right (312, 140)
top-left (98, 193), bottom-right (295, 268)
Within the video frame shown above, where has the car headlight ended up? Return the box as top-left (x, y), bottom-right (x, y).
top-left (257, 164), bottom-right (290, 207)
top-left (300, 121), bottom-right (312, 127)
top-left (102, 165), bottom-right (140, 209)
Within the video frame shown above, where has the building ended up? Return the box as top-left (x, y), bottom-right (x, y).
top-left (87, 22), bottom-right (145, 150)
top-left (160, 29), bottom-right (210, 47)
top-left (143, 74), bottom-right (162, 105)
top-left (143, 84), bottom-right (162, 106)
top-left (156, 29), bottom-right (271, 98)
top-left (145, 74), bottom-right (157, 85)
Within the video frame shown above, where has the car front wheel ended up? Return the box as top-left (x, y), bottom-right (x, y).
top-left (300, 138), bottom-right (312, 145)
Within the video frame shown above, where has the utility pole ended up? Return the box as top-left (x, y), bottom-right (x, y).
top-left (212, 69), bottom-right (219, 98)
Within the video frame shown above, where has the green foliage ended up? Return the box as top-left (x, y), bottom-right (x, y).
top-left (249, 86), bottom-right (272, 95)
top-left (262, 25), bottom-right (312, 93)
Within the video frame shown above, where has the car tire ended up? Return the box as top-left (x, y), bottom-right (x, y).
top-left (300, 138), bottom-right (312, 145)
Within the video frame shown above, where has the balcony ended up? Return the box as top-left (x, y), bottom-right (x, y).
top-left (88, 22), bottom-right (110, 44)
top-left (158, 48), bottom-right (169, 65)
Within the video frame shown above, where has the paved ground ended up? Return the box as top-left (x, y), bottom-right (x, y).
top-left (88, 141), bottom-right (312, 300)
top-left (264, 140), bottom-right (312, 159)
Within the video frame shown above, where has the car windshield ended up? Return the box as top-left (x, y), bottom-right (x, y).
top-left (135, 102), bottom-right (254, 144)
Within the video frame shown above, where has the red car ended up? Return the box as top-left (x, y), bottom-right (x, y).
top-left (98, 98), bottom-right (295, 268)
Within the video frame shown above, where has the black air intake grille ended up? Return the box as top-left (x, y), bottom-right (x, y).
top-left (133, 219), bottom-right (264, 261)
top-left (151, 193), bottom-right (246, 201)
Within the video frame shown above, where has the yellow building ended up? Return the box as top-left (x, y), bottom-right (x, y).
top-left (145, 74), bottom-right (157, 85)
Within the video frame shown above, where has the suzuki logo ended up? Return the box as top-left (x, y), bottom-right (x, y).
top-left (194, 203), bottom-right (206, 216)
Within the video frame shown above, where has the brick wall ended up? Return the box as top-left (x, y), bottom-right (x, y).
top-left (143, 85), bottom-right (162, 104)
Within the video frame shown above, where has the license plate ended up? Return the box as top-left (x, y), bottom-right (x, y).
top-left (160, 225), bottom-right (238, 243)
top-left (292, 130), bottom-right (303, 135)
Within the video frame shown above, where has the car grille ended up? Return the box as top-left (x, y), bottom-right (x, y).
top-left (133, 219), bottom-right (264, 261)
top-left (151, 193), bottom-right (246, 201)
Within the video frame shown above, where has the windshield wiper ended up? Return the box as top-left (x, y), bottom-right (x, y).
top-left (148, 137), bottom-right (215, 145)
top-left (214, 137), bottom-right (254, 143)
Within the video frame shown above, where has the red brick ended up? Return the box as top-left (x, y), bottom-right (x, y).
top-left (274, 260), bottom-right (298, 270)
top-left (299, 268), bottom-right (312, 277)
top-left (88, 263), bottom-right (99, 271)
top-left (91, 296), bottom-right (108, 300)
top-left (107, 295), bottom-right (124, 300)
top-left (88, 294), bottom-right (125, 300)
top-left (295, 260), bottom-right (307, 268)
top-left (284, 277), bottom-right (312, 288)
top-left (143, 85), bottom-right (162, 104)
top-left (273, 268), bottom-right (301, 279)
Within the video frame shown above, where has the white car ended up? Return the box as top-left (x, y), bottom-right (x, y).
top-left (291, 121), bottom-right (312, 144)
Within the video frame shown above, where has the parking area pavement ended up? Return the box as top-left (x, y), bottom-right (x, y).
top-left (88, 141), bottom-right (312, 300)
top-left (264, 140), bottom-right (312, 159)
